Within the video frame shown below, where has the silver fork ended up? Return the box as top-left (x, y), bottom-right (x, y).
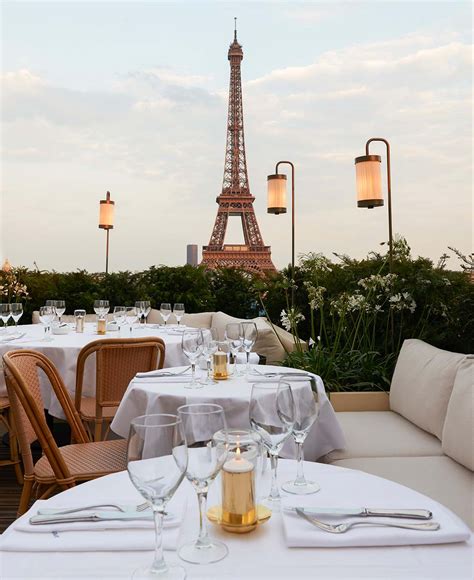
top-left (295, 509), bottom-right (440, 534)
top-left (38, 501), bottom-right (151, 516)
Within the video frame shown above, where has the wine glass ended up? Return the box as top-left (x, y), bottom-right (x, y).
top-left (249, 382), bottom-right (295, 508)
top-left (127, 414), bottom-right (188, 579)
top-left (113, 306), bottom-right (126, 332)
top-left (53, 300), bottom-right (66, 323)
top-left (94, 300), bottom-right (109, 319)
top-left (143, 301), bottom-right (151, 325)
top-left (173, 303), bottom-right (185, 326)
top-left (177, 404), bottom-right (228, 564)
top-left (224, 323), bottom-right (243, 376)
top-left (200, 328), bottom-right (218, 385)
top-left (135, 301), bottom-right (147, 325)
top-left (160, 303), bottom-right (172, 327)
top-left (0, 304), bottom-right (11, 333)
top-left (241, 322), bottom-right (258, 376)
top-left (39, 305), bottom-right (55, 341)
top-left (125, 306), bottom-right (138, 335)
top-left (181, 329), bottom-right (204, 388)
top-left (10, 303), bottom-right (23, 328)
top-left (281, 377), bottom-right (320, 495)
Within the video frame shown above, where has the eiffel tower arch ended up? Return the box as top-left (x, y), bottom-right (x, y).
top-left (201, 24), bottom-right (276, 275)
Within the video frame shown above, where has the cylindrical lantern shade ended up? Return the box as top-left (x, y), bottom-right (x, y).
top-left (355, 155), bottom-right (383, 209)
top-left (267, 174), bottom-right (287, 214)
top-left (99, 192), bottom-right (115, 229)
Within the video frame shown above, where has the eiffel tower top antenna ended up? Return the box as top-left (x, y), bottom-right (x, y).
top-left (234, 17), bottom-right (237, 41)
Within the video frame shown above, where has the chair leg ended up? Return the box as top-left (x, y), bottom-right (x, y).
top-left (9, 428), bottom-right (24, 486)
top-left (18, 477), bottom-right (34, 516)
top-left (94, 419), bottom-right (103, 442)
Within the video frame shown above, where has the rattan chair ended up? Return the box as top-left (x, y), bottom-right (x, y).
top-left (75, 337), bottom-right (165, 441)
top-left (3, 349), bottom-right (128, 516)
top-left (0, 395), bottom-right (23, 485)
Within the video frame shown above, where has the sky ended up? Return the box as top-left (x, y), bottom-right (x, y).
top-left (1, 0), bottom-right (472, 273)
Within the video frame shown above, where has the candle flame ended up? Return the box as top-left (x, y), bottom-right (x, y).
top-left (236, 445), bottom-right (241, 459)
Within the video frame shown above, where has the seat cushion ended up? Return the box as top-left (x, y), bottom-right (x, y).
top-left (146, 309), bottom-right (213, 328)
top-left (390, 339), bottom-right (465, 439)
top-left (326, 411), bottom-right (443, 461)
top-left (79, 396), bottom-right (118, 421)
top-left (442, 357), bottom-right (474, 470)
top-left (331, 455), bottom-right (474, 530)
top-left (35, 439), bottom-right (127, 482)
top-left (211, 311), bottom-right (286, 364)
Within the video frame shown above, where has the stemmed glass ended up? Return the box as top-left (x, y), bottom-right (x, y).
top-left (113, 306), bottom-right (126, 332)
top-left (10, 303), bottom-right (23, 328)
top-left (126, 306), bottom-right (138, 335)
top-left (177, 404), bottom-right (228, 564)
top-left (181, 329), bottom-right (204, 388)
top-left (54, 300), bottom-right (66, 323)
top-left (173, 303), bottom-right (185, 326)
top-left (225, 323), bottom-right (243, 376)
top-left (39, 305), bottom-right (55, 341)
top-left (0, 304), bottom-right (11, 333)
top-left (200, 328), bottom-right (218, 385)
top-left (143, 301), bottom-right (151, 325)
top-left (281, 377), bottom-right (320, 495)
top-left (241, 322), bottom-right (258, 376)
top-left (94, 300), bottom-right (110, 319)
top-left (249, 382), bottom-right (295, 508)
top-left (135, 302), bottom-right (146, 325)
top-left (160, 303), bottom-right (172, 327)
top-left (127, 414), bottom-right (188, 579)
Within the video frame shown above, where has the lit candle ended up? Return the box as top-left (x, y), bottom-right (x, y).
top-left (221, 446), bottom-right (257, 533)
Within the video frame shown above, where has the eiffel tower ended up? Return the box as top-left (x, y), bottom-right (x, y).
top-left (201, 22), bottom-right (276, 274)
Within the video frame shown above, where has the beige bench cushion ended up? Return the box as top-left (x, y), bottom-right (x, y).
top-left (332, 455), bottom-right (474, 530)
top-left (211, 311), bottom-right (286, 364)
top-left (147, 309), bottom-right (213, 328)
top-left (326, 411), bottom-right (443, 462)
top-left (390, 339), bottom-right (465, 439)
top-left (442, 358), bottom-right (474, 470)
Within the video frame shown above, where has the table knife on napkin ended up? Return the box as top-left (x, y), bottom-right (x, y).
top-left (291, 507), bottom-right (432, 519)
top-left (30, 511), bottom-right (153, 525)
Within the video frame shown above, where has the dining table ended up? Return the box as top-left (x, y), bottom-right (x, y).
top-left (111, 365), bottom-right (346, 461)
top-left (0, 323), bottom-right (189, 419)
top-left (0, 458), bottom-right (471, 579)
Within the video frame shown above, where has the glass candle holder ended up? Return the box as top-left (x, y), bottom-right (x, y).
top-left (97, 317), bottom-right (106, 335)
top-left (213, 350), bottom-right (228, 380)
top-left (212, 429), bottom-right (263, 533)
top-left (74, 310), bottom-right (86, 333)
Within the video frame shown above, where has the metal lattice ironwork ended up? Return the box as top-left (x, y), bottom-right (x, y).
top-left (202, 27), bottom-right (276, 274)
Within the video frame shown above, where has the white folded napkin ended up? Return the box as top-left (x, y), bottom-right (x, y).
top-left (1, 499), bottom-right (184, 552)
top-left (282, 498), bottom-right (470, 548)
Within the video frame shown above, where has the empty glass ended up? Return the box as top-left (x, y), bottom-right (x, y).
top-left (94, 300), bottom-right (110, 318)
top-left (281, 377), bottom-right (320, 495)
top-left (160, 303), bottom-right (172, 326)
top-left (127, 414), bottom-right (188, 579)
top-left (201, 328), bottom-right (219, 385)
top-left (181, 329), bottom-right (204, 388)
top-left (249, 382), bottom-right (295, 508)
top-left (173, 303), bottom-right (185, 326)
top-left (135, 301), bottom-right (149, 325)
top-left (53, 300), bottom-right (66, 323)
top-left (177, 404), bottom-right (228, 565)
top-left (10, 303), bottom-right (23, 328)
top-left (225, 323), bottom-right (243, 376)
top-left (113, 306), bottom-right (126, 331)
top-left (125, 306), bottom-right (138, 335)
top-left (242, 322), bottom-right (258, 375)
top-left (39, 306), bottom-right (55, 341)
top-left (74, 309), bottom-right (86, 333)
top-left (0, 304), bottom-right (11, 332)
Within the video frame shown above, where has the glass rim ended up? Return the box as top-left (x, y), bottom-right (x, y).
top-left (177, 403), bottom-right (224, 416)
top-left (131, 413), bottom-right (182, 428)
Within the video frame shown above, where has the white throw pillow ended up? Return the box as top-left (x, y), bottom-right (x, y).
top-left (442, 357), bottom-right (474, 471)
top-left (390, 339), bottom-right (466, 439)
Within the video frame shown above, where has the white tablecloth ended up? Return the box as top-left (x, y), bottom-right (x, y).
top-left (111, 366), bottom-right (345, 461)
top-left (0, 324), bottom-right (188, 418)
top-left (0, 460), bottom-right (471, 579)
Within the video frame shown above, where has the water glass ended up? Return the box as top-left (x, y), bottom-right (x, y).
top-left (39, 305), bottom-right (55, 341)
top-left (127, 414), bottom-right (188, 579)
top-left (173, 303), bottom-right (185, 326)
top-left (281, 377), bottom-right (320, 495)
top-left (242, 322), bottom-right (258, 375)
top-left (74, 309), bottom-right (86, 333)
top-left (0, 304), bottom-right (12, 331)
top-left (201, 328), bottom-right (218, 385)
top-left (10, 303), bottom-right (23, 328)
top-left (224, 323), bottom-right (243, 376)
top-left (249, 382), bottom-right (295, 508)
top-left (181, 329), bottom-right (204, 388)
top-left (125, 306), bottom-right (138, 335)
top-left (177, 404), bottom-right (228, 565)
top-left (160, 303), bottom-right (172, 326)
top-left (113, 306), bottom-right (126, 332)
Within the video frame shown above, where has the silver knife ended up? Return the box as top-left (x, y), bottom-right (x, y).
top-left (293, 507), bottom-right (432, 520)
top-left (30, 511), bottom-right (153, 525)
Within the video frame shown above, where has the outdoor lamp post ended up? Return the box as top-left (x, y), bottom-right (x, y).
top-left (98, 191), bottom-right (115, 274)
top-left (267, 161), bottom-right (295, 306)
top-left (355, 138), bottom-right (393, 271)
